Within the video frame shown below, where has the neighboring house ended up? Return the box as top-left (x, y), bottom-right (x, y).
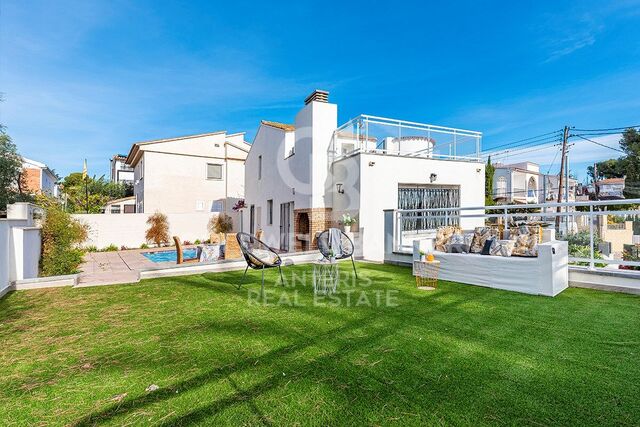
top-left (21, 157), bottom-right (59, 197)
top-left (103, 196), bottom-right (136, 214)
top-left (595, 177), bottom-right (625, 200)
top-left (110, 154), bottom-right (134, 184)
top-left (492, 161), bottom-right (577, 205)
top-left (243, 90), bottom-right (485, 261)
top-left (125, 131), bottom-right (250, 216)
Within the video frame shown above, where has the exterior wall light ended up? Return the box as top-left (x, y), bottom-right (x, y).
top-left (430, 173), bottom-right (437, 183)
top-left (336, 183), bottom-right (344, 194)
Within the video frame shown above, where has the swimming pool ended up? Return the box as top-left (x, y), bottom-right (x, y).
top-left (142, 248), bottom-right (198, 263)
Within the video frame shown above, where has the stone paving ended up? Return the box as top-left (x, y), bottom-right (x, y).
top-left (78, 249), bottom-right (172, 286)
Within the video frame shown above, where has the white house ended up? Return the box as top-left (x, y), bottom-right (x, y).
top-left (103, 196), bottom-right (136, 214)
top-left (110, 154), bottom-right (134, 184)
top-left (125, 131), bottom-right (250, 217)
top-left (493, 161), bottom-right (577, 204)
top-left (21, 157), bottom-right (58, 197)
top-left (243, 90), bottom-right (485, 261)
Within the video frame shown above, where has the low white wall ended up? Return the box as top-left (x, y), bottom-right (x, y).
top-left (0, 221), bottom-right (10, 296)
top-left (73, 212), bottom-right (221, 249)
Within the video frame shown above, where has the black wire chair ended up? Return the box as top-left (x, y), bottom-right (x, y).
top-left (316, 229), bottom-right (358, 278)
top-left (236, 232), bottom-right (284, 295)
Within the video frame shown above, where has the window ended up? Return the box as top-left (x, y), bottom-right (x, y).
top-left (207, 163), bottom-right (223, 180)
top-left (398, 185), bottom-right (460, 231)
top-left (258, 155), bottom-right (262, 180)
top-left (124, 204), bottom-right (135, 214)
top-left (496, 176), bottom-right (507, 198)
top-left (196, 200), bottom-right (205, 211)
top-left (267, 199), bottom-right (273, 225)
top-left (211, 200), bottom-right (224, 212)
top-left (110, 205), bottom-right (121, 214)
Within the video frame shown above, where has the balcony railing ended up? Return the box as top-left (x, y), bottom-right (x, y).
top-left (390, 198), bottom-right (640, 271)
top-left (329, 115), bottom-right (482, 163)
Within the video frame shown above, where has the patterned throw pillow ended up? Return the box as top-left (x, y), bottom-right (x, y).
top-left (470, 227), bottom-right (499, 254)
top-left (511, 234), bottom-right (538, 257)
top-left (510, 225), bottom-right (540, 257)
top-left (490, 239), bottom-right (515, 257)
top-left (435, 226), bottom-right (461, 252)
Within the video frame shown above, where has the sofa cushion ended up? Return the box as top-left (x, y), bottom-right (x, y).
top-left (512, 234), bottom-right (538, 257)
top-left (435, 226), bottom-right (461, 252)
top-left (490, 239), bottom-right (515, 257)
top-left (470, 227), bottom-right (499, 254)
top-left (446, 243), bottom-right (469, 253)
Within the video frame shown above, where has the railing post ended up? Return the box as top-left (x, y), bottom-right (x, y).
top-left (589, 204), bottom-right (595, 270)
top-left (503, 207), bottom-right (509, 233)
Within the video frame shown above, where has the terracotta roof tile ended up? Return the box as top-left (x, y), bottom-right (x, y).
top-left (261, 120), bottom-right (295, 132)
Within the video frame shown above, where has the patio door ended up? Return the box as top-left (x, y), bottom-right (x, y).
top-left (280, 202), bottom-right (291, 252)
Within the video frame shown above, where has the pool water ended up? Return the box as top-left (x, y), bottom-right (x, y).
top-left (142, 248), bottom-right (198, 263)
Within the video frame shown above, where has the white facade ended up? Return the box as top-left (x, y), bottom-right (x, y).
top-left (493, 161), bottom-right (577, 204)
top-left (103, 196), bottom-right (136, 214)
top-left (126, 132), bottom-right (250, 222)
top-left (243, 91), bottom-right (485, 261)
top-left (22, 157), bottom-right (59, 197)
top-left (110, 154), bottom-right (134, 184)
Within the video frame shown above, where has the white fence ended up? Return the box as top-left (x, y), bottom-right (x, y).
top-left (73, 212), bottom-right (222, 249)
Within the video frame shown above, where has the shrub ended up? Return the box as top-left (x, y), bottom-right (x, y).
top-left (562, 231), bottom-right (601, 247)
top-left (120, 245), bottom-right (129, 251)
top-left (194, 239), bottom-right (201, 245)
top-left (183, 240), bottom-right (192, 246)
top-left (146, 211), bottom-right (170, 246)
top-left (568, 244), bottom-right (607, 268)
top-left (140, 243), bottom-right (149, 249)
top-left (84, 245), bottom-right (98, 253)
top-left (37, 196), bottom-right (88, 276)
top-left (103, 244), bottom-right (118, 252)
top-left (209, 214), bottom-right (233, 235)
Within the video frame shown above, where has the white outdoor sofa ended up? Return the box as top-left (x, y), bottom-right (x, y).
top-left (413, 239), bottom-right (568, 297)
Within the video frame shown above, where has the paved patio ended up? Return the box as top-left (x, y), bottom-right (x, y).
top-left (78, 248), bottom-right (173, 286)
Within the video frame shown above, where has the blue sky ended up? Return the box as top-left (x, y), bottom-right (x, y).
top-left (1, 0), bottom-right (639, 181)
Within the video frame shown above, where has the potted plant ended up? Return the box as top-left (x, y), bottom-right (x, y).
top-left (208, 214), bottom-right (233, 257)
top-left (419, 250), bottom-right (426, 262)
top-left (342, 213), bottom-right (356, 233)
top-left (328, 249), bottom-right (336, 263)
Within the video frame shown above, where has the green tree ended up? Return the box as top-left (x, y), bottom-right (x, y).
top-left (485, 156), bottom-right (495, 206)
top-left (586, 128), bottom-right (640, 198)
top-left (60, 173), bottom-right (127, 213)
top-left (0, 126), bottom-right (32, 209)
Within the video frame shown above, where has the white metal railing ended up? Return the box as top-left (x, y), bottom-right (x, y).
top-left (329, 115), bottom-right (482, 163)
top-left (392, 198), bottom-right (640, 271)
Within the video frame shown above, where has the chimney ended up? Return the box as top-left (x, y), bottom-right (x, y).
top-left (304, 89), bottom-right (329, 105)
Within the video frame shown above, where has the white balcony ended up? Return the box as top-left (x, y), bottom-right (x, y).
top-left (329, 115), bottom-right (482, 163)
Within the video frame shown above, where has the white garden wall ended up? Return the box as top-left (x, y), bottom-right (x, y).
top-left (73, 212), bottom-right (223, 249)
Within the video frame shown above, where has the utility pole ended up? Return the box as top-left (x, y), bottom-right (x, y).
top-left (555, 126), bottom-right (570, 230)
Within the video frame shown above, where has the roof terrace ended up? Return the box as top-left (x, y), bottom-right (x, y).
top-left (330, 115), bottom-right (482, 163)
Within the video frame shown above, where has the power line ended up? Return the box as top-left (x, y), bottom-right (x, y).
top-left (483, 130), bottom-right (563, 152)
top-left (573, 125), bottom-right (640, 132)
top-left (571, 134), bottom-right (626, 154)
top-left (488, 142), bottom-right (564, 161)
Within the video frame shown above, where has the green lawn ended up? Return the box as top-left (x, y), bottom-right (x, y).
top-left (1, 263), bottom-right (639, 426)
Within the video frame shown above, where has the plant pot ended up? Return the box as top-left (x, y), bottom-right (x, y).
top-left (344, 224), bottom-right (352, 233)
top-left (420, 255), bottom-right (426, 262)
top-left (329, 257), bottom-right (336, 263)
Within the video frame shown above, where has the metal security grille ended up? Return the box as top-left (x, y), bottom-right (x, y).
top-left (398, 186), bottom-right (460, 231)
